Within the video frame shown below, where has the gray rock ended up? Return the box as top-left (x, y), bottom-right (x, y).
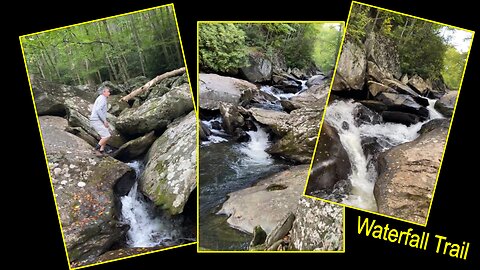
top-left (267, 107), bottom-right (325, 163)
top-left (289, 198), bottom-right (343, 251)
top-left (139, 111), bottom-right (196, 215)
top-left (305, 122), bottom-right (351, 193)
top-left (381, 111), bottom-right (420, 126)
top-left (365, 32), bottom-right (402, 79)
top-left (332, 39), bottom-right (367, 91)
top-left (108, 95), bottom-right (130, 116)
top-left (408, 74), bottom-right (431, 95)
top-left (434, 91), bottom-right (458, 117)
top-left (375, 92), bottom-right (429, 119)
top-left (249, 107), bottom-right (290, 136)
top-left (112, 131), bottom-right (157, 161)
top-left (219, 103), bottom-right (245, 135)
top-left (400, 74), bottom-right (409, 84)
top-left (199, 121), bottom-right (211, 141)
top-left (368, 81), bottom-right (396, 97)
top-left (240, 52), bottom-right (273, 83)
top-left (353, 103), bottom-right (383, 126)
top-left (374, 120), bottom-right (449, 224)
top-left (31, 78), bottom-right (96, 116)
top-left (39, 116), bottom-right (134, 265)
top-left (306, 74), bottom-right (326, 87)
top-left (199, 73), bottom-right (258, 110)
top-left (265, 213), bottom-right (295, 247)
top-left (115, 84), bottom-right (194, 137)
top-left (218, 165), bottom-right (309, 234)
top-left (367, 61), bottom-right (386, 82)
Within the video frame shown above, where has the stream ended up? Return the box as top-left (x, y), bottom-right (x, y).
top-left (199, 83), bottom-right (301, 250)
top-left (120, 160), bottom-right (192, 248)
top-left (324, 98), bottom-right (444, 211)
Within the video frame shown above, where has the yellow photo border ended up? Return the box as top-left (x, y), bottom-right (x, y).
top-left (196, 20), bottom-right (346, 253)
top-left (302, 1), bottom-right (475, 227)
top-left (19, 3), bottom-right (197, 269)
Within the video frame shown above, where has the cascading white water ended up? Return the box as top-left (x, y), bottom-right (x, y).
top-left (121, 161), bottom-right (179, 247)
top-left (324, 99), bottom-right (444, 211)
top-left (238, 125), bottom-right (273, 166)
top-left (260, 85), bottom-right (295, 100)
top-left (201, 117), bottom-right (228, 145)
top-left (426, 98), bottom-right (444, 120)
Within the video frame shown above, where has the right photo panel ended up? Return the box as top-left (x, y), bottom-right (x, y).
top-left (304, 2), bottom-right (474, 225)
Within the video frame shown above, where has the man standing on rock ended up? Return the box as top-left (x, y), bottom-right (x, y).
top-left (90, 86), bottom-right (111, 156)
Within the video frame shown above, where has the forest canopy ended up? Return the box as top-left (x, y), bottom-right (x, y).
top-left (198, 22), bottom-right (343, 74)
top-left (348, 4), bottom-right (472, 90)
top-left (21, 5), bottom-right (184, 86)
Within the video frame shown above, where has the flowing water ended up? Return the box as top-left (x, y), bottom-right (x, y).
top-left (120, 160), bottom-right (184, 248)
top-left (324, 99), bottom-right (443, 211)
top-left (199, 124), bottom-right (286, 250)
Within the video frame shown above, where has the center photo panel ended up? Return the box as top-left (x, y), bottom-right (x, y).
top-left (197, 21), bottom-right (345, 252)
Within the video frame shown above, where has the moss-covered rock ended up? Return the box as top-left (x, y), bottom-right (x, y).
top-left (139, 111), bottom-right (196, 215)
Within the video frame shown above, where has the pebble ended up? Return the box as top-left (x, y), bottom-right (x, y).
top-left (53, 168), bottom-right (62, 175)
top-left (69, 164), bottom-right (77, 169)
top-left (77, 182), bottom-right (86, 187)
top-left (61, 180), bottom-right (68, 185)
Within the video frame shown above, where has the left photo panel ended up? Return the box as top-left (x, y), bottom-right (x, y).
top-left (20, 4), bottom-right (196, 269)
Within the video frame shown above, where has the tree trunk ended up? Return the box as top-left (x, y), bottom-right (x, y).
top-left (129, 16), bottom-right (146, 76)
top-left (121, 67), bottom-right (185, 101)
top-left (40, 41), bottom-right (60, 80)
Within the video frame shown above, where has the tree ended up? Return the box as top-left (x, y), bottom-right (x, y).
top-left (442, 46), bottom-right (467, 90)
top-left (198, 23), bottom-right (248, 73)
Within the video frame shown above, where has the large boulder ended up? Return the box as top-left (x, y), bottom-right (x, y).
top-left (267, 107), bottom-right (324, 163)
top-left (219, 103), bottom-right (245, 134)
top-left (366, 61), bottom-right (386, 82)
top-left (434, 91), bottom-right (458, 117)
top-left (365, 32), bottom-right (402, 79)
top-left (115, 84), bottom-right (193, 137)
top-left (374, 119), bottom-right (449, 224)
top-left (31, 78), bottom-right (96, 116)
top-left (289, 198), bottom-right (343, 251)
top-left (249, 107), bottom-right (290, 136)
top-left (305, 122), bottom-right (351, 194)
top-left (289, 80), bottom-right (330, 109)
top-left (306, 74), bottom-right (326, 87)
top-left (218, 165), bottom-right (310, 234)
top-left (332, 39), bottom-right (367, 91)
top-left (139, 111), bottom-right (196, 215)
top-left (112, 131), bottom-right (157, 161)
top-left (107, 95), bottom-right (130, 116)
top-left (375, 92), bottom-right (429, 119)
top-left (382, 79), bottom-right (429, 107)
top-left (199, 73), bottom-right (258, 110)
top-left (408, 74), bottom-right (431, 95)
top-left (240, 51), bottom-right (273, 83)
top-left (39, 116), bottom-right (135, 265)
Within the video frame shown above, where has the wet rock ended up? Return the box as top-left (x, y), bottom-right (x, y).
top-left (381, 111), bottom-right (420, 126)
top-left (112, 131), bottom-right (157, 161)
top-left (219, 103), bottom-right (245, 135)
top-left (39, 116), bottom-right (134, 266)
top-left (382, 79), bottom-right (428, 106)
top-left (374, 120), bottom-right (449, 224)
top-left (115, 84), bottom-right (193, 137)
top-left (332, 39), bottom-right (367, 91)
top-left (358, 100), bottom-right (389, 112)
top-left (199, 121), bottom-right (211, 141)
top-left (289, 198), bottom-right (343, 251)
top-left (140, 111), bottom-right (196, 215)
top-left (218, 165), bottom-right (309, 234)
top-left (267, 107), bottom-right (324, 163)
top-left (353, 103), bottom-right (383, 126)
top-left (249, 107), bottom-right (290, 136)
top-left (305, 122), bottom-right (351, 193)
top-left (434, 91), bottom-right (458, 117)
top-left (240, 52), bottom-right (273, 83)
top-left (199, 73), bottom-right (258, 110)
top-left (375, 92), bottom-right (429, 119)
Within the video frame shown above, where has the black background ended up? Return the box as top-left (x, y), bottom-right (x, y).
top-left (11, 0), bottom-right (478, 268)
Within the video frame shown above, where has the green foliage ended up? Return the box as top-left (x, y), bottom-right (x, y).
top-left (348, 3), bottom-right (469, 82)
top-left (442, 46), bottom-right (467, 89)
top-left (313, 24), bottom-right (344, 71)
top-left (198, 24), bottom-right (248, 73)
top-left (21, 6), bottom-right (183, 85)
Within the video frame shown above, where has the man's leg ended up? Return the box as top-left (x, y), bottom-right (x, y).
top-left (98, 136), bottom-right (110, 151)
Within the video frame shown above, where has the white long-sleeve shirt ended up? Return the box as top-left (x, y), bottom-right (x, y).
top-left (90, 95), bottom-right (108, 123)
